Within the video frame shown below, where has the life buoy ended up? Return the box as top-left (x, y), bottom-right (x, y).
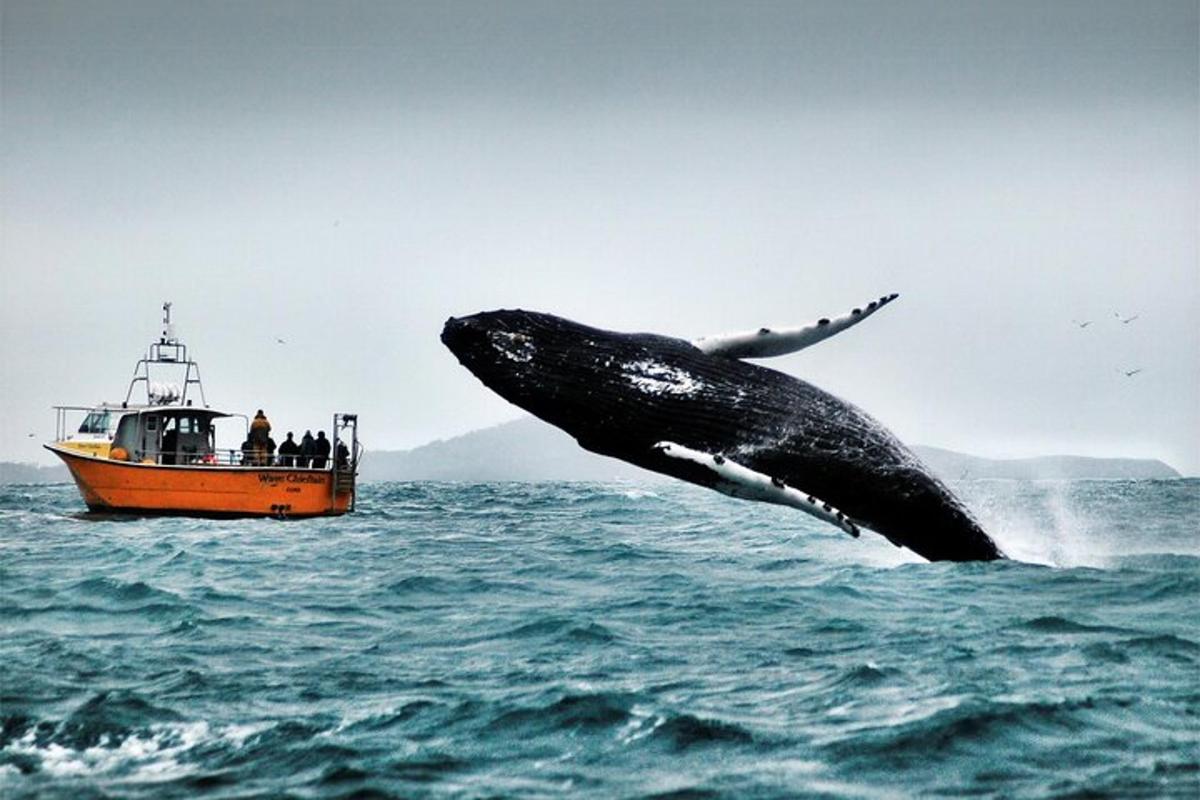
top-left (110, 447), bottom-right (129, 461)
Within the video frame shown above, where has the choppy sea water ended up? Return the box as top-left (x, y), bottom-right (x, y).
top-left (1, 479), bottom-right (1197, 799)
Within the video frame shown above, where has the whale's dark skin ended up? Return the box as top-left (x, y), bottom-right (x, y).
top-left (442, 310), bottom-right (1005, 562)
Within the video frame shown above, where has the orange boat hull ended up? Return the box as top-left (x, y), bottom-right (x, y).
top-left (47, 445), bottom-right (353, 517)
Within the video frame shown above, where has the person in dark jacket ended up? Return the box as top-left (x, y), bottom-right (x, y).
top-left (299, 430), bottom-right (315, 468)
top-left (313, 431), bottom-right (331, 469)
top-left (335, 440), bottom-right (350, 469)
top-left (277, 432), bottom-right (299, 467)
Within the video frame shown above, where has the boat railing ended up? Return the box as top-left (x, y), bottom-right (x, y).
top-left (53, 405), bottom-right (117, 442)
top-left (330, 413), bottom-right (360, 508)
top-left (109, 448), bottom-right (352, 470)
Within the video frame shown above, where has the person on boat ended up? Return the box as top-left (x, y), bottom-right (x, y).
top-left (161, 426), bottom-right (178, 466)
top-left (247, 410), bottom-right (272, 466)
top-left (278, 432), bottom-right (299, 467)
top-left (313, 431), bottom-right (332, 468)
top-left (250, 410), bottom-right (271, 443)
top-left (265, 435), bottom-right (277, 466)
top-left (335, 440), bottom-right (350, 469)
top-left (299, 430), bottom-right (315, 468)
top-left (240, 435), bottom-right (255, 465)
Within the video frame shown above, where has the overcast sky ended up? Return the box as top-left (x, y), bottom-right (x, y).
top-left (2, 1), bottom-right (1197, 474)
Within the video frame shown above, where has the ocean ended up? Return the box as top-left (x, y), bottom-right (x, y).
top-left (1, 479), bottom-right (1197, 799)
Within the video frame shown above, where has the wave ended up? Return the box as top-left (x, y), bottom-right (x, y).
top-left (488, 692), bottom-right (637, 734)
top-left (648, 714), bottom-right (755, 751)
top-left (482, 691), bottom-right (755, 755)
top-left (1013, 616), bottom-right (1134, 635)
top-left (824, 694), bottom-right (1171, 771)
top-left (452, 616), bottom-right (621, 647)
top-left (0, 704), bottom-right (270, 786)
top-left (72, 577), bottom-right (167, 602)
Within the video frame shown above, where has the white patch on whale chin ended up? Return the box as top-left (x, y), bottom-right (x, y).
top-left (487, 331), bottom-right (535, 363)
top-left (624, 360), bottom-right (704, 396)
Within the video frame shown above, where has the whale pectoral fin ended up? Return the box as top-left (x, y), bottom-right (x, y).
top-left (691, 293), bottom-right (900, 359)
top-left (653, 441), bottom-right (860, 539)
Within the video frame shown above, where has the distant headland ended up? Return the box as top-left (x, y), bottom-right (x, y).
top-left (359, 418), bottom-right (1181, 483)
top-left (2, 419), bottom-right (1181, 485)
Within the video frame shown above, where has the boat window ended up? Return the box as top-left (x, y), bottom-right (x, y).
top-left (77, 411), bottom-right (111, 434)
top-left (177, 416), bottom-right (205, 434)
top-left (113, 415), bottom-right (139, 452)
top-left (146, 415), bottom-right (158, 432)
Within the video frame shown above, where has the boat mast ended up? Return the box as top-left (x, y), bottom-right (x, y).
top-left (123, 301), bottom-right (209, 408)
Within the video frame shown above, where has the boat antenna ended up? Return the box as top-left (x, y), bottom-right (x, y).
top-left (161, 301), bottom-right (176, 344)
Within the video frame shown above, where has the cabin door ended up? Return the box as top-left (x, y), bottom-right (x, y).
top-left (141, 414), bottom-right (161, 463)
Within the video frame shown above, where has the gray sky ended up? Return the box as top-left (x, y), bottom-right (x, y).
top-left (3, 1), bottom-right (1198, 473)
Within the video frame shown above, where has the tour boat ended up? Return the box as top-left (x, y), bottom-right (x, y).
top-left (46, 303), bottom-right (360, 517)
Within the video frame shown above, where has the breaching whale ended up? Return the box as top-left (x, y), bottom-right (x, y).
top-left (441, 296), bottom-right (1005, 562)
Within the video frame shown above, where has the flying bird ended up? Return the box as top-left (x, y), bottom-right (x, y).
top-left (275, 337), bottom-right (287, 345)
top-left (1072, 319), bottom-right (1092, 328)
top-left (1114, 312), bottom-right (1139, 324)
top-left (1122, 368), bottom-right (1143, 377)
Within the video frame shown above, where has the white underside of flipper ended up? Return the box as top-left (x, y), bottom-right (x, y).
top-left (692, 293), bottom-right (899, 359)
top-left (653, 441), bottom-right (860, 538)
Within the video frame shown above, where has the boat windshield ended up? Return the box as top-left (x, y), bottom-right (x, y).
top-left (77, 410), bottom-right (112, 434)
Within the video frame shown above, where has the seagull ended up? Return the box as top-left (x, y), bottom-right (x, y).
top-left (1114, 312), bottom-right (1139, 324)
top-left (1072, 319), bottom-right (1092, 328)
top-left (1122, 368), bottom-right (1143, 377)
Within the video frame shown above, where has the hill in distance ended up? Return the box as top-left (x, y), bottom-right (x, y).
top-left (359, 417), bottom-right (1181, 483)
top-left (0, 462), bottom-right (69, 485)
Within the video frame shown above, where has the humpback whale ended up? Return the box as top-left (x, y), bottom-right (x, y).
top-left (441, 296), bottom-right (1005, 562)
